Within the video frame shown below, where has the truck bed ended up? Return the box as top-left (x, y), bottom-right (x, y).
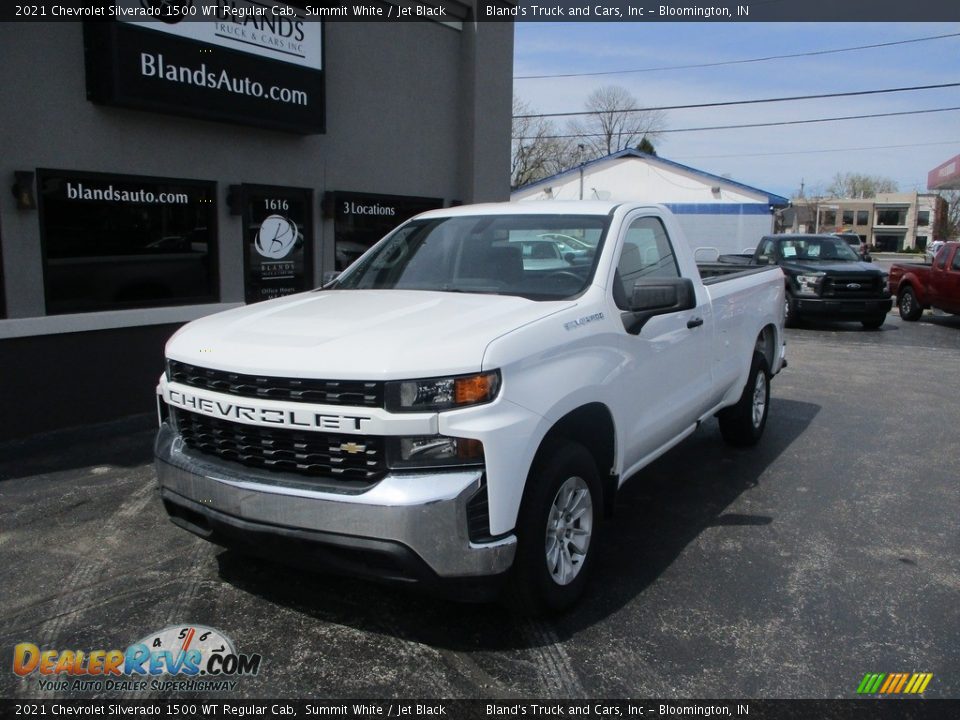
top-left (697, 262), bottom-right (775, 285)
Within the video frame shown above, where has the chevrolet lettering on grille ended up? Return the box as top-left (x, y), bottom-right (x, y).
top-left (167, 388), bottom-right (372, 431)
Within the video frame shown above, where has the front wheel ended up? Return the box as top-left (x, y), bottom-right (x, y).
top-left (861, 315), bottom-right (886, 330)
top-left (718, 351), bottom-right (770, 447)
top-left (898, 287), bottom-right (923, 321)
top-left (509, 442), bottom-right (601, 614)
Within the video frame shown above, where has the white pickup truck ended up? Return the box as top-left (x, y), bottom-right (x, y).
top-left (155, 201), bottom-right (786, 611)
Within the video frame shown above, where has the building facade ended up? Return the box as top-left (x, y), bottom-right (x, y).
top-left (511, 150), bottom-right (789, 255)
top-left (0, 9), bottom-right (513, 440)
top-left (786, 193), bottom-right (947, 251)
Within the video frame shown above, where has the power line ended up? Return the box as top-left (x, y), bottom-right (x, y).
top-left (671, 140), bottom-right (960, 161)
top-left (512, 107), bottom-right (960, 139)
top-left (513, 82), bottom-right (960, 119)
top-left (514, 32), bottom-right (960, 80)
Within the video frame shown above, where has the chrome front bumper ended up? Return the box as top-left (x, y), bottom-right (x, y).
top-left (154, 423), bottom-right (516, 580)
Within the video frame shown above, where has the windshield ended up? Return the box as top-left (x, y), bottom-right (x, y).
top-left (778, 237), bottom-right (861, 262)
top-left (333, 214), bottom-right (609, 300)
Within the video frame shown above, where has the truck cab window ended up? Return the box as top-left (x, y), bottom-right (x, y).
top-left (615, 217), bottom-right (679, 308)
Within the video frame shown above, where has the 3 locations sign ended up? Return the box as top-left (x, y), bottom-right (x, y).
top-left (329, 191), bottom-right (444, 270)
top-left (242, 184), bottom-right (313, 303)
top-left (84, 1), bottom-right (324, 133)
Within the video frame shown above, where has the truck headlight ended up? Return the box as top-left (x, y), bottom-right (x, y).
top-left (794, 273), bottom-right (824, 296)
top-left (387, 435), bottom-right (485, 469)
top-left (386, 371), bottom-right (500, 412)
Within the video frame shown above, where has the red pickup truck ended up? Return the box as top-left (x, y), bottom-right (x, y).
top-left (888, 241), bottom-right (960, 320)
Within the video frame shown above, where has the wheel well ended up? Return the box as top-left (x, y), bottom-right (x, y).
top-left (535, 403), bottom-right (617, 518)
top-left (756, 324), bottom-right (777, 369)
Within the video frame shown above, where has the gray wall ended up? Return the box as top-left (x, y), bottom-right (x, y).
top-left (0, 17), bottom-right (514, 320)
top-left (0, 16), bottom-right (513, 440)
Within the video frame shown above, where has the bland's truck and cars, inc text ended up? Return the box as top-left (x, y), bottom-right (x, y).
top-left (154, 202), bottom-right (786, 611)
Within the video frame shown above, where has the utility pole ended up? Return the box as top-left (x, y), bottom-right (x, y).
top-left (578, 144), bottom-right (585, 200)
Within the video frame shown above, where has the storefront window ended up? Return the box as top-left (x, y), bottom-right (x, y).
top-left (38, 170), bottom-right (218, 315)
top-left (242, 185), bottom-right (313, 303)
top-left (330, 192), bottom-right (444, 271)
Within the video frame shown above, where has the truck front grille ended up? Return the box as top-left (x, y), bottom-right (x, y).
top-left (172, 408), bottom-right (387, 483)
top-left (167, 360), bottom-right (383, 408)
top-left (822, 275), bottom-right (882, 298)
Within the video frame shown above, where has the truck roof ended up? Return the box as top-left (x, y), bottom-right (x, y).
top-left (414, 201), bottom-right (662, 220)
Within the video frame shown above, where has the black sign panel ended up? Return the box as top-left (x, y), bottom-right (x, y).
top-left (37, 169), bottom-right (218, 315)
top-left (329, 191), bottom-right (444, 270)
top-left (83, 21), bottom-right (325, 134)
top-left (243, 185), bottom-right (313, 303)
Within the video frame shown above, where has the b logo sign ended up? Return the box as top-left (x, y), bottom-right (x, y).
top-left (255, 215), bottom-right (300, 259)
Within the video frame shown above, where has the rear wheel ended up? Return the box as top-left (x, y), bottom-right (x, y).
top-left (718, 352), bottom-right (770, 447)
top-left (509, 442), bottom-right (600, 614)
top-left (898, 287), bottom-right (923, 321)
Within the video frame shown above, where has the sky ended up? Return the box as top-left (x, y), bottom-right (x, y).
top-left (512, 22), bottom-right (960, 199)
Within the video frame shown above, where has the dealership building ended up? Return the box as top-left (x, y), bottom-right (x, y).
top-left (0, 5), bottom-right (513, 440)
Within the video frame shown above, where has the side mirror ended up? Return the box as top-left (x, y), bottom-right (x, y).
top-left (564, 252), bottom-right (576, 264)
top-left (623, 278), bottom-right (696, 334)
top-left (863, 252), bottom-right (872, 262)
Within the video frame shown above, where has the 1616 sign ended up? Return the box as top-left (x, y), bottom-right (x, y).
top-left (242, 185), bottom-right (313, 303)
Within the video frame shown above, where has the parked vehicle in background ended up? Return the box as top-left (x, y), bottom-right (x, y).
top-left (703, 234), bottom-right (891, 329)
top-left (833, 232), bottom-right (871, 262)
top-left (925, 240), bottom-right (945, 264)
top-left (154, 202), bottom-right (786, 612)
top-left (512, 238), bottom-right (574, 271)
top-left (888, 241), bottom-right (960, 320)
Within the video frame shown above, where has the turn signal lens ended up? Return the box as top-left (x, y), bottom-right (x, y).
top-left (455, 373), bottom-right (499, 406)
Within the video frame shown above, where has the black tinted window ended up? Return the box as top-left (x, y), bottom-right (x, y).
top-left (39, 170), bottom-right (217, 314)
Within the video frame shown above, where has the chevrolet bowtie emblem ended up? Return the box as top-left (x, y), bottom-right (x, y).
top-left (339, 442), bottom-right (366, 454)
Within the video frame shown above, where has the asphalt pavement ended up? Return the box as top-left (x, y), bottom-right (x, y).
top-left (1, 309), bottom-right (958, 700)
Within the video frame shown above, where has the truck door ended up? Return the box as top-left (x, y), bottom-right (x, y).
top-left (931, 247), bottom-right (960, 313)
top-left (611, 214), bottom-right (711, 467)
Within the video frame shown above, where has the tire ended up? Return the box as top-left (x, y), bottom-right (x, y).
top-left (861, 315), bottom-right (886, 330)
top-left (784, 294), bottom-right (800, 328)
top-left (718, 351), bottom-right (770, 447)
top-left (898, 286), bottom-right (923, 321)
top-left (509, 442), bottom-right (601, 614)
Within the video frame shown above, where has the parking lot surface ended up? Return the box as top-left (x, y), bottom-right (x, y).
top-left (2, 311), bottom-right (958, 700)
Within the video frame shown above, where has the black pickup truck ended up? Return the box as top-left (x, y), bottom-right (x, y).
top-left (699, 233), bottom-right (892, 329)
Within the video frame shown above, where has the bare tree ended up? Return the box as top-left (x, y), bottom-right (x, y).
top-left (826, 172), bottom-right (898, 199)
top-left (935, 190), bottom-right (959, 239)
top-left (567, 86), bottom-right (666, 160)
top-left (511, 97), bottom-right (577, 189)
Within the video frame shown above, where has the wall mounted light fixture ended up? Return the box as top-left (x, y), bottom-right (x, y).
top-left (12, 171), bottom-right (36, 210)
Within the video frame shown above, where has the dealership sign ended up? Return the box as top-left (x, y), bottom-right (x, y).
top-left (242, 184), bottom-right (313, 303)
top-left (84, 2), bottom-right (325, 133)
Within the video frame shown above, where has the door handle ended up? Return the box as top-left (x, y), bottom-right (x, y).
top-left (687, 317), bottom-right (704, 329)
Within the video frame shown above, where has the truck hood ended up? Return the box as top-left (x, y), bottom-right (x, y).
top-left (779, 260), bottom-right (885, 275)
top-left (166, 289), bottom-right (573, 379)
